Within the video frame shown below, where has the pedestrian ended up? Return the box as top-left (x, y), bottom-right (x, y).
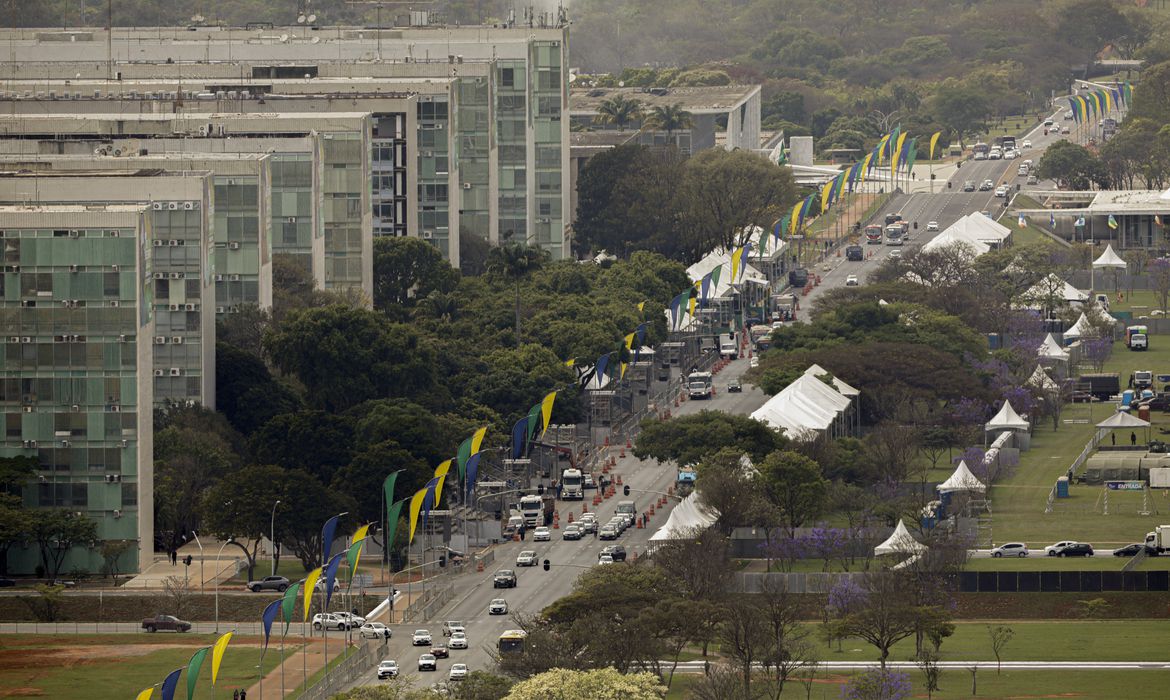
top-left (1131, 431), bottom-right (1138, 446)
top-left (170, 549), bottom-right (177, 566)
top-left (233, 690), bottom-right (240, 700)
top-left (1111, 433), bottom-right (1116, 446)
top-left (240, 691), bottom-right (246, 700)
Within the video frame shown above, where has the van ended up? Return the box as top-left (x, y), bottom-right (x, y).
top-left (1018, 164), bottom-right (1029, 176)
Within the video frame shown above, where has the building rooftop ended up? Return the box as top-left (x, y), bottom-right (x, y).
top-left (0, 203), bottom-right (147, 213)
top-left (0, 168), bottom-right (212, 178)
top-left (1087, 189), bottom-right (1170, 214)
top-left (570, 85), bottom-right (760, 115)
top-left (569, 131), bottom-right (639, 149)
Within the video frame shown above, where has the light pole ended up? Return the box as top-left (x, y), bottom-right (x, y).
top-left (270, 500), bottom-right (282, 577)
top-left (191, 531), bottom-right (204, 592)
top-left (214, 537), bottom-right (234, 634)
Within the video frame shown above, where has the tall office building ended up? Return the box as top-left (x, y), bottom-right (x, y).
top-left (0, 205), bottom-right (154, 575)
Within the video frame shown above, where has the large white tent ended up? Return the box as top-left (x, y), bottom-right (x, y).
top-left (751, 371), bottom-right (855, 440)
top-left (686, 249), bottom-right (769, 300)
top-left (986, 399), bottom-right (1029, 432)
top-left (874, 519), bottom-right (927, 556)
top-left (1096, 411), bottom-right (1150, 429)
top-left (805, 363), bottom-right (860, 397)
top-left (1062, 312), bottom-right (1097, 340)
top-left (922, 212), bottom-right (1010, 256)
top-left (921, 229), bottom-right (991, 256)
top-left (648, 491), bottom-right (720, 543)
top-left (1026, 365), bottom-right (1060, 392)
top-left (1018, 274), bottom-right (1089, 308)
top-left (937, 460), bottom-right (987, 493)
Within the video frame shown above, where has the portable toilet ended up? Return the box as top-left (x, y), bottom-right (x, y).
top-left (1121, 390), bottom-right (1135, 409)
top-left (1056, 476), bottom-right (1070, 498)
top-left (1139, 405), bottom-right (1151, 423)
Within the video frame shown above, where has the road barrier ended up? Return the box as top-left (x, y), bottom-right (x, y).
top-left (298, 639), bottom-right (388, 700)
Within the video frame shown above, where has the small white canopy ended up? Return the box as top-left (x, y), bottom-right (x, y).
top-left (1063, 313), bottom-right (1096, 340)
top-left (1093, 244), bottom-right (1128, 270)
top-left (986, 399), bottom-right (1029, 431)
top-left (1096, 411), bottom-right (1151, 429)
top-left (1027, 365), bottom-right (1060, 391)
top-left (874, 519), bottom-right (927, 556)
top-left (937, 460), bottom-right (987, 493)
top-left (1018, 274), bottom-right (1089, 307)
top-left (648, 491), bottom-right (720, 543)
top-left (1038, 333), bottom-right (1070, 361)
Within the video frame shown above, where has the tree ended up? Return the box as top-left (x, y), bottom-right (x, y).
top-left (1149, 257), bottom-right (1170, 314)
top-left (1036, 140), bottom-right (1108, 191)
top-left (917, 649), bottom-right (942, 699)
top-left (988, 625), bottom-right (1014, 675)
top-left (215, 342), bottom-right (303, 436)
top-left (277, 469), bottom-right (357, 571)
top-left (574, 146), bottom-right (684, 258)
top-left (650, 526), bottom-right (733, 601)
top-left (643, 103), bottom-right (693, 137)
top-left (862, 423), bottom-right (921, 484)
top-left (202, 464), bottom-right (287, 579)
top-left (28, 510), bottom-right (98, 580)
top-left (215, 303), bottom-right (270, 357)
top-left (841, 668), bottom-right (913, 700)
top-left (759, 451), bottom-right (829, 538)
top-left (826, 571), bottom-right (933, 668)
top-left (719, 596), bottom-right (771, 699)
top-left (486, 243), bottom-right (549, 347)
top-left (372, 236), bottom-right (459, 310)
top-left (450, 671), bottom-right (513, 700)
top-left (0, 455), bottom-right (37, 495)
top-left (1055, 0), bottom-right (1128, 78)
top-left (692, 448), bottom-right (775, 534)
top-left (0, 494), bottom-right (26, 576)
top-left (250, 411), bottom-right (355, 485)
top-left (930, 85), bottom-right (989, 149)
top-left (759, 575), bottom-right (818, 698)
top-left (634, 410), bottom-right (785, 467)
top-left (100, 539), bottom-right (135, 579)
top-left (593, 95), bottom-right (644, 131)
top-left (504, 668), bottom-right (665, 699)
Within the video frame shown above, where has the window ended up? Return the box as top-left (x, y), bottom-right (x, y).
top-left (501, 68), bottom-right (514, 88)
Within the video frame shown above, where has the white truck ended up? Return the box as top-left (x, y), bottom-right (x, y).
top-left (560, 468), bottom-right (584, 500)
top-left (519, 494), bottom-right (553, 528)
top-left (687, 371), bottom-right (713, 400)
top-left (1144, 525), bottom-right (1170, 555)
top-left (719, 333), bottom-right (738, 360)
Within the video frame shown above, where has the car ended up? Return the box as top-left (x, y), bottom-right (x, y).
top-left (989, 149), bottom-right (1002, 160)
top-left (583, 473), bottom-right (596, 489)
top-left (962, 180), bottom-right (976, 192)
top-left (563, 524), bottom-right (584, 540)
top-left (1058, 543), bottom-right (1094, 557)
top-left (771, 320), bottom-right (784, 330)
top-left (532, 527), bottom-right (551, 542)
top-left (0, 578), bottom-right (15, 588)
top-left (449, 631), bottom-right (468, 649)
top-left (979, 180), bottom-right (994, 191)
top-left (335, 611), bottom-right (366, 627)
top-left (1070, 390), bottom-right (1098, 403)
top-left (1026, 174), bottom-right (1039, 185)
top-left (973, 151), bottom-right (987, 161)
top-left (141, 614), bottom-right (192, 633)
top-left (488, 598), bottom-right (508, 615)
top-left (598, 554), bottom-right (615, 565)
top-left (412, 629), bottom-right (433, 646)
top-left (1044, 540), bottom-right (1080, 556)
top-left (449, 663), bottom-right (469, 681)
top-left (601, 544), bottom-right (627, 562)
top-left (727, 378), bottom-right (743, 393)
top-left (442, 620), bottom-right (465, 636)
top-left (845, 274), bottom-right (859, 287)
top-left (995, 185), bottom-right (1009, 197)
top-left (360, 622), bottom-right (392, 639)
top-left (579, 515), bottom-right (598, 533)
top-left (1044, 119), bottom-right (1054, 127)
top-left (1061, 126), bottom-right (1070, 134)
top-left (246, 575), bottom-right (290, 592)
top-left (926, 221), bottom-right (939, 232)
top-left (515, 550), bottom-right (538, 567)
top-left (750, 356), bottom-right (759, 368)
top-left (1064, 111), bottom-right (1074, 120)
top-left (314, 579), bottom-right (341, 594)
top-left (1022, 139), bottom-right (1032, 148)
top-left (599, 524), bottom-right (619, 540)
top-left (1113, 543), bottom-right (1155, 557)
top-left (418, 654), bottom-right (437, 672)
top-left (888, 249), bottom-right (902, 260)
top-left (312, 613), bottom-right (351, 631)
top-left (493, 569), bottom-right (517, 588)
top-left (431, 644), bottom-right (450, 659)
top-left (377, 660), bottom-right (399, 679)
top-left (1023, 159), bottom-right (1034, 167)
top-left (1004, 149), bottom-right (1019, 160)
top-left (1137, 395), bottom-right (1170, 412)
top-left (991, 542), bottom-right (1029, 558)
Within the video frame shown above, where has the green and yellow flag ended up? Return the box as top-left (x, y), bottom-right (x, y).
top-left (820, 181), bottom-right (833, 214)
top-left (347, 523), bottom-right (371, 571)
top-left (433, 459), bottom-right (453, 509)
top-left (789, 200), bottom-right (802, 234)
top-left (540, 391), bottom-right (557, 434)
top-left (136, 688), bottom-right (154, 700)
top-left (408, 487), bottom-right (429, 544)
top-left (210, 631), bottom-right (234, 685)
top-left (929, 131), bottom-right (942, 160)
top-left (730, 246), bottom-right (744, 283)
top-left (186, 646), bottom-right (210, 700)
top-left (303, 567), bottom-right (322, 622)
top-left (280, 580), bottom-right (302, 634)
top-left (385, 498), bottom-right (405, 552)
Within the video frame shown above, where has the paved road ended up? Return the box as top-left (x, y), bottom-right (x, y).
top-left (348, 358), bottom-right (770, 688)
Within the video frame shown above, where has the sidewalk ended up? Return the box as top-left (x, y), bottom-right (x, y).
top-left (121, 539), bottom-right (241, 590)
top-left (243, 637), bottom-right (333, 700)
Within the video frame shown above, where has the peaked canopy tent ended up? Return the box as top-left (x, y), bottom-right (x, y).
top-left (986, 399), bottom-right (1029, 432)
top-left (1097, 410), bottom-right (1151, 444)
top-left (1017, 274), bottom-right (1089, 310)
top-left (1062, 313), bottom-right (1096, 341)
top-left (873, 519), bottom-right (927, 556)
top-left (750, 369), bottom-right (857, 441)
top-left (1092, 244), bottom-right (1128, 291)
top-left (1027, 365), bottom-right (1060, 392)
top-left (937, 460), bottom-right (987, 493)
top-left (1038, 333), bottom-right (1070, 362)
top-left (647, 491), bottom-right (720, 544)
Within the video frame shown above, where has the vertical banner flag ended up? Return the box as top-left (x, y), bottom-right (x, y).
top-left (637, 300), bottom-right (646, 313)
top-left (160, 668), bottom-right (183, 700)
top-left (699, 272), bottom-right (712, 304)
top-left (210, 631), bottom-right (234, 685)
top-left (280, 579), bottom-right (302, 634)
top-left (1108, 214), bottom-right (1119, 230)
top-left (323, 551), bottom-right (346, 608)
top-left (261, 599), bottom-right (281, 653)
top-left (433, 459), bottom-right (453, 509)
top-left (769, 140), bottom-right (785, 165)
top-left (929, 131), bottom-right (942, 160)
top-left (303, 567), bottom-right (322, 621)
top-left (709, 263), bottom-right (722, 291)
top-left (738, 243), bottom-right (752, 281)
top-left (407, 485), bottom-right (431, 544)
top-left (564, 358), bottom-right (575, 367)
top-left (136, 689), bottom-right (154, 700)
top-left (905, 137), bottom-right (919, 174)
top-left (730, 246), bottom-right (744, 284)
top-left (686, 283), bottom-right (698, 319)
top-left (594, 354), bottom-right (610, 383)
top-left (454, 427), bottom-right (486, 481)
top-left (540, 391), bottom-right (557, 434)
top-left (347, 524), bottom-right (370, 573)
top-left (525, 403), bottom-right (542, 443)
top-left (511, 416), bottom-right (528, 459)
top-left (321, 514), bottom-right (342, 564)
top-left (820, 181), bottom-right (833, 213)
top-left (465, 453), bottom-right (482, 498)
top-left (382, 471), bottom-right (401, 519)
top-left (1018, 213), bottom-right (1027, 229)
top-left (185, 646), bottom-right (210, 700)
top-left (384, 499), bottom-right (404, 555)
top-left (789, 200), bottom-right (802, 234)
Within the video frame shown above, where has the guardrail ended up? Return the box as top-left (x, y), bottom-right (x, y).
top-left (296, 639), bottom-right (387, 700)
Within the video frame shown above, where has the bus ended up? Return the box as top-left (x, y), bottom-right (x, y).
top-left (972, 142), bottom-right (990, 160)
top-left (885, 224), bottom-right (905, 246)
top-left (864, 225), bottom-right (884, 244)
top-left (498, 629), bottom-right (527, 655)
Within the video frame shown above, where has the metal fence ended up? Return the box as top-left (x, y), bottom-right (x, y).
top-left (731, 571), bottom-right (865, 594)
top-left (1047, 427), bottom-right (1108, 513)
top-left (958, 570), bottom-right (1169, 593)
top-left (400, 582), bottom-right (455, 624)
top-left (296, 639), bottom-right (387, 700)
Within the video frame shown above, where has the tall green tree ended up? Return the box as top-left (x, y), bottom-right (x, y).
top-left (1036, 140), bottom-right (1109, 191)
top-left (486, 243), bottom-right (549, 347)
top-left (1056, 0), bottom-right (1129, 78)
top-left (573, 145), bottom-right (684, 257)
top-left (29, 510), bottom-right (97, 580)
top-left (644, 103), bottom-right (694, 136)
top-left (930, 84), bottom-right (989, 149)
top-left (759, 450), bottom-right (829, 538)
top-left (372, 236), bottom-right (459, 310)
top-left (634, 410), bottom-right (786, 467)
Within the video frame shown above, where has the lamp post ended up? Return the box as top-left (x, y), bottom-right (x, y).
top-left (270, 500), bottom-right (282, 577)
top-left (191, 531), bottom-right (204, 592)
top-left (214, 537), bottom-right (234, 633)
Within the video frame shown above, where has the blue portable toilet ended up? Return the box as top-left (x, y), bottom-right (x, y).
top-left (1121, 390), bottom-right (1135, 410)
top-left (1056, 476), bottom-right (1070, 498)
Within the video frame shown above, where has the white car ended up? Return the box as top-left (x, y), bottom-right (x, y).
top-left (488, 598), bottom-right (508, 615)
top-left (377, 659), bottom-right (399, 679)
top-left (750, 356), bottom-right (759, 368)
top-left (995, 185), bottom-right (1009, 197)
top-left (1045, 540), bottom-right (1080, 556)
top-left (335, 611), bottom-right (365, 627)
top-left (412, 629), bottom-right (433, 646)
top-left (888, 249), bottom-right (903, 259)
top-left (926, 221), bottom-right (938, 232)
top-left (449, 631), bottom-right (468, 649)
top-left (991, 542), bottom-right (1029, 558)
top-left (533, 527), bottom-right (551, 542)
top-left (360, 622), bottom-right (392, 639)
top-left (598, 554), bottom-right (615, 565)
top-left (449, 663), bottom-right (469, 681)
top-left (515, 550), bottom-right (538, 567)
top-left (311, 613), bottom-right (350, 631)
top-left (1022, 140), bottom-right (1032, 149)
top-left (845, 274), bottom-right (859, 287)
top-left (418, 653), bottom-right (437, 672)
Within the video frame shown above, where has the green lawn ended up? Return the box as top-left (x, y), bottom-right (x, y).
top-left (0, 635), bottom-right (288, 700)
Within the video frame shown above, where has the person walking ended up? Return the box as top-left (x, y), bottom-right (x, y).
top-left (1111, 433), bottom-right (1116, 446)
top-left (1131, 432), bottom-right (1138, 446)
top-left (233, 690), bottom-right (240, 700)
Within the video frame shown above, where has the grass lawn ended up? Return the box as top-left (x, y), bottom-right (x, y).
top-left (0, 634), bottom-right (288, 700)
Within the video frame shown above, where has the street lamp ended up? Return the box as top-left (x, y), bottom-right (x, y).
top-left (191, 531), bottom-right (204, 592)
top-left (270, 500), bottom-right (282, 577)
top-left (214, 537), bottom-right (235, 634)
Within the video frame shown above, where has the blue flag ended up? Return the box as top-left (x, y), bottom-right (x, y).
top-left (465, 453), bottom-right (482, 499)
top-left (323, 551), bottom-right (346, 609)
top-left (160, 668), bottom-right (183, 700)
top-left (321, 514), bottom-right (342, 564)
top-left (595, 354), bottom-right (610, 382)
top-left (261, 599), bottom-right (281, 653)
top-left (510, 417), bottom-right (527, 459)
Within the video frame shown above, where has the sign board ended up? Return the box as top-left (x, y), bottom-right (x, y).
top-left (1150, 468), bottom-right (1170, 489)
top-left (1105, 481), bottom-right (1145, 491)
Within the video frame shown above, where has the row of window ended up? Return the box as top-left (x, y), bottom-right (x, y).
top-left (33, 481), bottom-right (137, 508)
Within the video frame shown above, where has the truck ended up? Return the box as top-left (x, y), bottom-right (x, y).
top-left (1076, 372), bottom-right (1120, 400)
top-left (560, 468), bottom-right (584, 500)
top-left (719, 333), bottom-right (738, 360)
top-left (518, 493), bottom-right (555, 527)
top-left (750, 325), bottom-right (773, 352)
top-left (1144, 525), bottom-right (1170, 555)
top-left (1132, 370), bottom-right (1154, 391)
top-left (788, 267), bottom-right (809, 287)
top-left (845, 244), bottom-right (864, 261)
top-left (687, 371), bottom-right (713, 400)
top-left (1126, 325), bottom-right (1149, 351)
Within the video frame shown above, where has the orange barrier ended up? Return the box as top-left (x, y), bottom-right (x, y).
top-left (476, 560), bottom-right (485, 572)
top-left (626, 437), bottom-right (632, 449)
top-left (567, 512), bottom-right (574, 523)
top-left (616, 474), bottom-right (623, 485)
top-left (513, 533), bottom-right (520, 542)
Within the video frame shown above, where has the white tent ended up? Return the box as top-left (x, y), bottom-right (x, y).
top-left (986, 399), bottom-right (1029, 432)
top-left (805, 363), bottom-right (860, 397)
top-left (1038, 333), bottom-right (1070, 361)
top-left (1018, 274), bottom-right (1089, 308)
top-left (874, 519), bottom-right (927, 556)
top-left (686, 249), bottom-right (769, 300)
top-left (937, 460), bottom-right (987, 493)
top-left (1093, 244), bottom-right (1128, 270)
top-left (1096, 412), bottom-right (1150, 429)
top-left (751, 371), bottom-right (854, 440)
top-left (921, 230), bottom-right (991, 256)
top-left (1026, 365), bottom-right (1060, 392)
top-left (1062, 313), bottom-right (1096, 340)
top-left (647, 491), bottom-right (720, 543)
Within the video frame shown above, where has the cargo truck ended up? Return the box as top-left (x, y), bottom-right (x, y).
top-left (1076, 372), bottom-right (1120, 400)
top-left (687, 371), bottom-right (713, 399)
top-left (846, 245), bottom-right (864, 261)
top-left (1144, 525), bottom-right (1170, 555)
top-left (560, 468), bottom-right (584, 500)
top-left (719, 333), bottom-right (738, 360)
top-left (519, 493), bottom-right (555, 527)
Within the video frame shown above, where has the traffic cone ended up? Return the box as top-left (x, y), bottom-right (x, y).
top-left (567, 512), bottom-right (574, 523)
top-left (637, 518), bottom-right (643, 529)
top-left (476, 560), bottom-right (484, 572)
top-left (649, 504), bottom-right (656, 516)
top-left (619, 447), bottom-right (626, 458)
top-left (583, 504), bottom-right (588, 513)
top-left (513, 533), bottom-right (520, 542)
top-left (626, 437), bottom-right (632, 449)
top-left (674, 396), bottom-right (679, 408)
top-left (616, 474), bottom-right (623, 485)
top-left (553, 520), bottom-right (559, 529)
top-left (604, 435), bottom-right (610, 447)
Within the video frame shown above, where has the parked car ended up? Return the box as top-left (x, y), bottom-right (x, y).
top-left (412, 629), bottom-right (433, 646)
top-left (750, 356), bottom-right (759, 368)
top-left (1138, 395), bottom-right (1170, 412)
top-left (1045, 540), bottom-right (1080, 556)
top-left (563, 524), bottom-right (584, 540)
top-left (449, 663), bottom-right (469, 681)
top-left (360, 622), bottom-right (392, 639)
top-left (0, 578), bottom-right (14, 588)
top-left (335, 611), bottom-right (366, 627)
top-left (1113, 543), bottom-right (1155, 557)
top-left (995, 185), bottom-right (1009, 197)
top-left (926, 221), bottom-right (939, 231)
top-left (430, 644), bottom-right (450, 659)
top-left (727, 378), bottom-right (742, 393)
top-left (314, 579), bottom-right (341, 594)
top-left (583, 473), bottom-right (596, 489)
top-left (1058, 543), bottom-right (1094, 557)
top-left (991, 542), bottom-right (1029, 558)
top-left (246, 575), bottom-right (290, 592)
top-left (533, 527), bottom-right (551, 542)
top-left (418, 654), bottom-right (437, 672)
top-left (141, 614), bottom-right (191, 633)
top-left (449, 631), bottom-right (468, 649)
top-left (515, 550), bottom-right (538, 567)
top-left (493, 569), bottom-right (517, 588)
top-left (442, 620), bottom-right (465, 637)
top-left (600, 544), bottom-right (627, 562)
top-left (377, 660), bottom-right (399, 679)
top-left (488, 598), bottom-right (508, 615)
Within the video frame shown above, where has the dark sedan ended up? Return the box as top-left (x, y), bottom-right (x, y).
top-left (1113, 543), bottom-right (1154, 557)
top-left (1058, 543), bottom-right (1094, 557)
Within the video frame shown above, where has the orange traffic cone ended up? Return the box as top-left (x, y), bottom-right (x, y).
top-left (553, 520), bottom-right (559, 529)
top-left (513, 533), bottom-right (520, 542)
top-left (567, 512), bottom-right (574, 523)
top-left (616, 474), bottom-right (623, 485)
top-left (604, 435), bottom-right (610, 447)
top-left (476, 560), bottom-right (484, 572)
top-left (626, 437), bottom-right (632, 449)
top-left (619, 447), bottom-right (626, 458)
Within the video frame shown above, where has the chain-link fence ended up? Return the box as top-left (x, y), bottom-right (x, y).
top-left (296, 639), bottom-right (387, 700)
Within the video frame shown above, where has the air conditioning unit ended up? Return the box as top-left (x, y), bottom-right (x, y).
top-left (172, 336), bottom-right (184, 344)
top-left (168, 240), bottom-right (179, 246)
top-left (22, 406), bottom-right (33, 413)
top-left (153, 369), bottom-right (164, 377)
top-left (19, 300), bottom-right (33, 308)
top-left (62, 300), bottom-right (74, 308)
top-left (229, 274), bottom-right (240, 282)
top-left (183, 202), bottom-right (195, 210)
top-left (109, 405), bottom-right (121, 413)
top-left (226, 178), bottom-right (237, 185)
top-left (120, 440), bottom-right (129, 448)
top-left (8, 336), bottom-right (18, 343)
top-left (421, 230), bottom-right (434, 239)
top-left (22, 440), bottom-right (36, 448)
top-left (154, 336), bottom-right (167, 344)
top-left (20, 337), bottom-right (31, 343)
top-left (169, 368), bottom-right (182, 376)
top-left (213, 274), bottom-right (223, 282)
top-left (152, 202), bottom-right (163, 210)
top-left (153, 239), bottom-right (163, 247)
top-left (68, 230), bottom-right (80, 238)
top-left (198, 125), bottom-right (209, 136)
top-left (286, 216), bottom-right (297, 223)
top-left (69, 264), bottom-right (80, 272)
top-left (215, 306), bottom-right (226, 313)
top-left (118, 334), bottom-right (128, 342)
top-left (167, 202), bottom-right (178, 210)
top-left (169, 272), bottom-right (182, 279)
top-left (183, 304), bottom-right (196, 311)
top-left (111, 265), bottom-right (119, 272)
top-left (71, 404), bottom-right (80, 412)
top-left (54, 335), bottom-right (67, 342)
top-left (154, 273), bottom-right (166, 280)
top-left (228, 242), bottom-right (240, 250)
top-left (168, 304), bottom-right (180, 311)
top-left (60, 440), bottom-right (71, 448)
top-left (462, 182), bottom-right (472, 190)
top-left (69, 335), bottom-right (81, 343)
top-left (109, 301), bottom-right (120, 308)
